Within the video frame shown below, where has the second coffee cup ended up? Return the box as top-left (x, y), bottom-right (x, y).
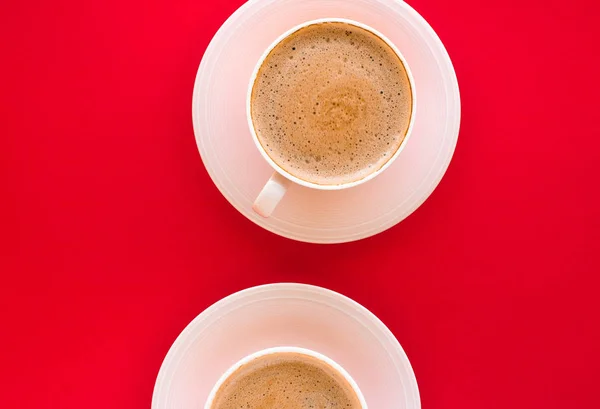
top-left (205, 346), bottom-right (367, 409)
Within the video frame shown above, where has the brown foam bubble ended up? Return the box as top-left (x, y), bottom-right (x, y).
top-left (251, 21), bottom-right (413, 185)
top-left (210, 352), bottom-right (362, 409)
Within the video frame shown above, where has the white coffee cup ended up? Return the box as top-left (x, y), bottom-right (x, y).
top-left (204, 346), bottom-right (368, 409)
top-left (247, 18), bottom-right (416, 217)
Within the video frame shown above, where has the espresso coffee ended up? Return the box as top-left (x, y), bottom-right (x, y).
top-left (210, 352), bottom-right (362, 409)
top-left (250, 21), bottom-right (413, 185)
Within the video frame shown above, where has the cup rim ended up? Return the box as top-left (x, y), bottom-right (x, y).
top-left (203, 346), bottom-right (369, 409)
top-left (246, 17), bottom-right (417, 191)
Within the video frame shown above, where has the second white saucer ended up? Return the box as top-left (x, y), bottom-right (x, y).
top-left (152, 284), bottom-right (420, 409)
top-left (192, 0), bottom-right (460, 243)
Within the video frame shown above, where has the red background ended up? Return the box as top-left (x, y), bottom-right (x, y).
top-left (1, 0), bottom-right (599, 408)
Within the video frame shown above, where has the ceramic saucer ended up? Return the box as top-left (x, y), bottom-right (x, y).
top-left (152, 283), bottom-right (420, 409)
top-left (192, 0), bottom-right (460, 243)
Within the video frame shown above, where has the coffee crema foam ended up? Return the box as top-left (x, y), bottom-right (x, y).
top-left (251, 22), bottom-right (412, 185)
top-left (210, 352), bottom-right (362, 409)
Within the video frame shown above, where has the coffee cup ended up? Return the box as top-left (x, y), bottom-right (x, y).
top-left (248, 18), bottom-right (416, 217)
top-left (204, 346), bottom-right (368, 409)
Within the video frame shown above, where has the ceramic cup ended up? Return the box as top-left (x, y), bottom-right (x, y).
top-left (204, 346), bottom-right (368, 409)
top-left (248, 18), bottom-right (416, 217)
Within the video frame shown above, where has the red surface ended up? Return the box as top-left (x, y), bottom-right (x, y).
top-left (1, 0), bottom-right (599, 408)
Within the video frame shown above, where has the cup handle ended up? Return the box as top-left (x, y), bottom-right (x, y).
top-left (252, 172), bottom-right (291, 218)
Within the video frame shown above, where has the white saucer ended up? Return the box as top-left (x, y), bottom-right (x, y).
top-left (192, 0), bottom-right (460, 243)
top-left (152, 284), bottom-right (420, 409)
